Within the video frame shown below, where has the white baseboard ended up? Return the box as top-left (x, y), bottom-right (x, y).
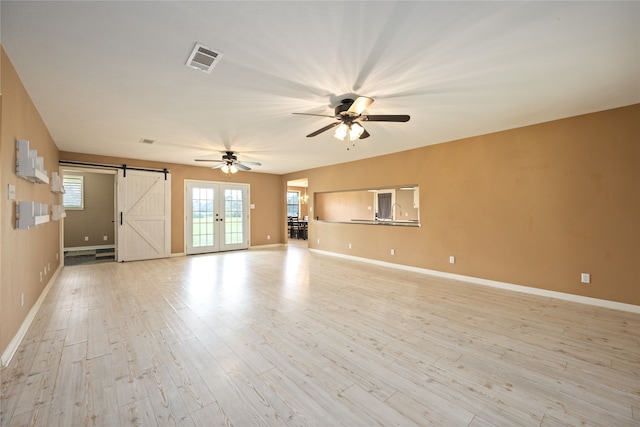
top-left (250, 243), bottom-right (285, 249)
top-left (0, 265), bottom-right (61, 370)
top-left (64, 244), bottom-right (115, 252)
top-left (171, 252), bottom-right (185, 257)
top-left (310, 249), bottom-right (640, 314)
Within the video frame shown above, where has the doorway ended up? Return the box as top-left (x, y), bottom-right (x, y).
top-left (185, 180), bottom-right (250, 255)
top-left (60, 164), bottom-right (173, 264)
top-left (60, 167), bottom-right (117, 265)
top-left (286, 178), bottom-right (309, 246)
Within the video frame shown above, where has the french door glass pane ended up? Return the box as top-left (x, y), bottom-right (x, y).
top-left (225, 189), bottom-right (243, 244)
top-left (192, 187), bottom-right (214, 247)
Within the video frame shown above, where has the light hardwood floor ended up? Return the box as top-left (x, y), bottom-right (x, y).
top-left (1, 245), bottom-right (639, 426)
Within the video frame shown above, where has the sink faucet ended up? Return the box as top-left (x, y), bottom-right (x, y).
top-left (392, 203), bottom-right (402, 217)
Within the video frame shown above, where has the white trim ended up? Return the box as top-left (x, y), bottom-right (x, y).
top-left (250, 243), bottom-right (285, 249)
top-left (171, 252), bottom-right (186, 257)
top-left (309, 249), bottom-right (640, 314)
top-left (64, 244), bottom-right (115, 252)
top-left (1, 265), bottom-right (61, 369)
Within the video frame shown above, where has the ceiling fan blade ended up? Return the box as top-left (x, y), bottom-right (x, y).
top-left (195, 159), bottom-right (223, 162)
top-left (347, 96), bottom-right (374, 115)
top-left (362, 114), bottom-right (410, 122)
top-left (239, 161), bottom-right (262, 166)
top-left (235, 163), bottom-right (251, 171)
top-left (293, 112), bottom-right (335, 118)
top-left (307, 121), bottom-right (340, 137)
top-left (211, 163), bottom-right (225, 169)
top-left (359, 128), bottom-right (370, 139)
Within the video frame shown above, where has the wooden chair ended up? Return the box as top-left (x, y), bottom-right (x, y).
top-left (289, 218), bottom-right (299, 239)
top-left (299, 221), bottom-right (307, 240)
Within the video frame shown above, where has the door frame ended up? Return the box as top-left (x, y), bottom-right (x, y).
top-left (59, 166), bottom-right (117, 261)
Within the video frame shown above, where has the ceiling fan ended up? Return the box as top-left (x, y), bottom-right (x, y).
top-left (195, 151), bottom-right (261, 174)
top-left (293, 96), bottom-right (410, 144)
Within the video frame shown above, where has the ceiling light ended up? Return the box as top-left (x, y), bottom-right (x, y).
top-left (334, 123), bottom-right (348, 141)
top-left (229, 165), bottom-right (238, 174)
top-left (349, 122), bottom-right (364, 140)
top-left (334, 122), bottom-right (364, 141)
top-left (221, 164), bottom-right (230, 174)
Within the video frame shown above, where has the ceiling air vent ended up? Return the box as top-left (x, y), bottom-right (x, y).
top-left (139, 138), bottom-right (155, 144)
top-left (186, 43), bottom-right (223, 73)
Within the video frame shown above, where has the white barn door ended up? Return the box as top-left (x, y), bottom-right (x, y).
top-left (117, 169), bottom-right (171, 262)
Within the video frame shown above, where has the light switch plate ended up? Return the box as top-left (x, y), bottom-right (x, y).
top-left (8, 184), bottom-right (16, 200)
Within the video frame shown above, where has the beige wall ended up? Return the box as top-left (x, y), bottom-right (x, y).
top-left (1, 48), bottom-right (62, 355)
top-left (315, 190), bottom-right (374, 222)
top-left (395, 188), bottom-right (419, 221)
top-left (285, 105), bottom-right (640, 306)
top-left (58, 152), bottom-right (285, 254)
top-left (63, 171), bottom-right (115, 248)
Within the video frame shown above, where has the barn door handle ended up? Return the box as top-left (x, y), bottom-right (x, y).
top-left (120, 212), bottom-right (123, 225)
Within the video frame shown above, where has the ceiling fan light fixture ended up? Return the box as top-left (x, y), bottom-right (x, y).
top-left (349, 122), bottom-right (364, 140)
top-left (295, 96), bottom-right (409, 143)
top-left (229, 164), bottom-right (238, 174)
top-left (221, 164), bottom-right (230, 174)
top-left (334, 123), bottom-right (348, 141)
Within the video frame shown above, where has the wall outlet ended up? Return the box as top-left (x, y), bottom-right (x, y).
top-left (56, 252), bottom-right (59, 260)
top-left (348, 243), bottom-right (352, 249)
top-left (39, 271), bottom-right (42, 282)
top-left (449, 256), bottom-right (455, 264)
top-left (267, 234), bottom-right (271, 240)
top-left (581, 273), bottom-right (591, 284)
top-left (84, 236), bottom-right (89, 241)
top-left (20, 293), bottom-right (24, 307)
top-left (103, 235), bottom-right (108, 241)
top-left (390, 249), bottom-right (395, 256)
top-left (48, 263), bottom-right (51, 272)
top-left (317, 239), bottom-right (320, 245)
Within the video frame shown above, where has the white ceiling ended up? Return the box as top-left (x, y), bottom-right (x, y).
top-left (2, 1), bottom-right (638, 175)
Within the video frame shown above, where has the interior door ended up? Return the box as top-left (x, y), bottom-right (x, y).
top-left (117, 169), bottom-right (171, 261)
top-left (186, 181), bottom-right (249, 255)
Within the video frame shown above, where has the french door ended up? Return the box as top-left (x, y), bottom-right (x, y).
top-left (185, 181), bottom-right (249, 255)
top-left (117, 169), bottom-right (171, 261)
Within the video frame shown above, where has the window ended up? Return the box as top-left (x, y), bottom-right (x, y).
top-left (63, 175), bottom-right (84, 210)
top-left (376, 192), bottom-right (393, 220)
top-left (287, 191), bottom-right (300, 217)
